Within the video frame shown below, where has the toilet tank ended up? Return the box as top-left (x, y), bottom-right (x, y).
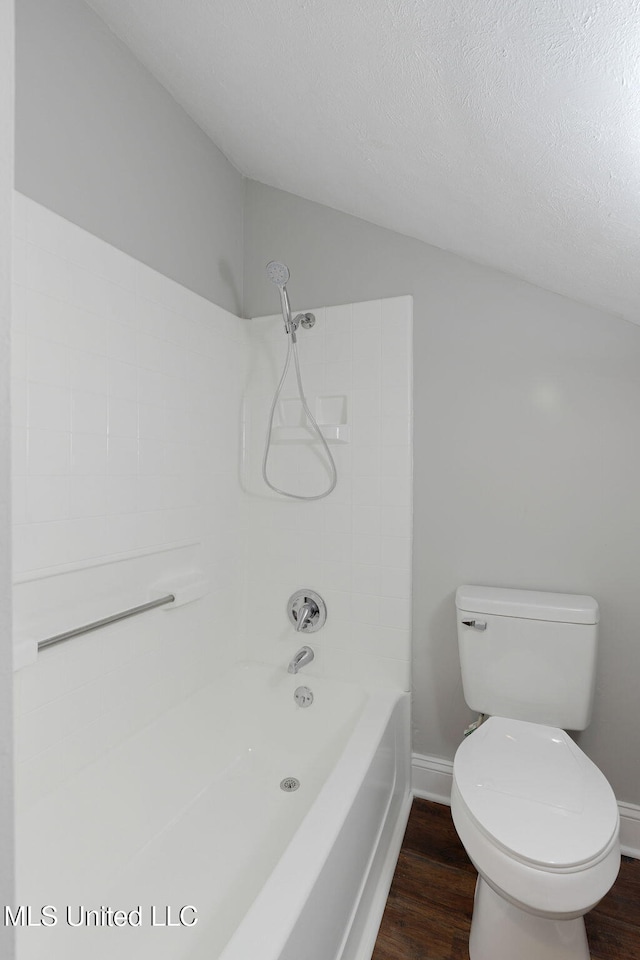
top-left (456, 586), bottom-right (599, 730)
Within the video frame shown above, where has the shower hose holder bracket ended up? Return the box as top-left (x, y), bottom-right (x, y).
top-left (288, 312), bottom-right (315, 335)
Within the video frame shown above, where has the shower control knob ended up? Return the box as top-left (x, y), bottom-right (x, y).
top-left (287, 589), bottom-right (327, 633)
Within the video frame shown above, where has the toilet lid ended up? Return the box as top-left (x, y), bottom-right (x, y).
top-left (454, 717), bottom-right (619, 868)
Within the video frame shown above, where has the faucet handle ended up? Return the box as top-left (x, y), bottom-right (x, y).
top-left (287, 589), bottom-right (327, 634)
top-left (295, 601), bottom-right (314, 632)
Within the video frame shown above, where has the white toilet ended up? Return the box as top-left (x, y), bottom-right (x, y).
top-left (451, 585), bottom-right (620, 960)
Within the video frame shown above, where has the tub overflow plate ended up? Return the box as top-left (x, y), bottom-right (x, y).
top-left (294, 686), bottom-right (314, 708)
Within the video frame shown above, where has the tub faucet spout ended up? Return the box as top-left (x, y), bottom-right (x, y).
top-left (288, 645), bottom-right (314, 674)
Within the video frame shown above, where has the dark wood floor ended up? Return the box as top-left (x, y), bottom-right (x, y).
top-left (372, 799), bottom-right (640, 960)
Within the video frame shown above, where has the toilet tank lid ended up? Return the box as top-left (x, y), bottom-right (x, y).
top-left (455, 586), bottom-right (599, 624)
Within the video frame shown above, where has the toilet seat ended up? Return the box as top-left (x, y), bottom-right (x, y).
top-left (454, 717), bottom-right (619, 870)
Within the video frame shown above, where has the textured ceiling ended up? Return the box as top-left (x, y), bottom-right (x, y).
top-left (85, 0), bottom-right (640, 321)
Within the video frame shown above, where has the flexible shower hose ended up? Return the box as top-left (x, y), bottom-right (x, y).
top-left (262, 327), bottom-right (337, 501)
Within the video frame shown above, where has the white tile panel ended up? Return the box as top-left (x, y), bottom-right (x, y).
top-left (107, 436), bottom-right (139, 476)
top-left (70, 433), bottom-right (108, 476)
top-left (243, 295), bottom-right (412, 688)
top-left (106, 476), bottom-right (138, 515)
top-left (107, 358), bottom-right (138, 401)
top-left (68, 476), bottom-right (108, 518)
top-left (26, 476), bottom-right (69, 523)
top-left (107, 396), bottom-right (138, 437)
top-left (69, 349), bottom-right (108, 394)
top-left (28, 382), bottom-right (71, 432)
top-left (26, 244), bottom-right (72, 300)
top-left (12, 195), bottom-right (246, 810)
top-left (71, 390), bottom-right (108, 435)
top-left (25, 288), bottom-right (70, 343)
top-left (352, 564), bottom-right (381, 596)
top-left (27, 429), bottom-right (70, 476)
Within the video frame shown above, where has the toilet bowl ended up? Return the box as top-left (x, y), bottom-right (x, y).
top-left (451, 716), bottom-right (620, 960)
top-left (452, 585), bottom-right (621, 959)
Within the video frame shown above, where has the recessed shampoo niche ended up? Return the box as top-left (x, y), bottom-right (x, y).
top-left (273, 394), bottom-right (350, 443)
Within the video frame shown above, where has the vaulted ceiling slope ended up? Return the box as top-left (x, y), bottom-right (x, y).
top-left (85, 0), bottom-right (640, 322)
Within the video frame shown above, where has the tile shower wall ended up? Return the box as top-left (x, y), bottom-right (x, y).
top-left (11, 193), bottom-right (247, 808)
top-left (242, 297), bottom-right (412, 688)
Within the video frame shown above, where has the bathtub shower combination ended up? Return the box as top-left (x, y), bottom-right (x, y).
top-left (12, 204), bottom-right (413, 960)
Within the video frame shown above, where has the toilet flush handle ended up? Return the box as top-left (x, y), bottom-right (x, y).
top-left (461, 619), bottom-right (487, 631)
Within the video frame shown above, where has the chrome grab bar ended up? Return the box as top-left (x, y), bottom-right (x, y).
top-left (37, 594), bottom-right (175, 652)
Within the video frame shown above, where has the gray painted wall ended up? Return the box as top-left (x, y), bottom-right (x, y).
top-left (244, 179), bottom-right (640, 806)
top-left (15, 0), bottom-right (244, 314)
top-left (1, 0), bottom-right (15, 953)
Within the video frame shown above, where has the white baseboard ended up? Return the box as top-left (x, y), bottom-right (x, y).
top-left (618, 801), bottom-right (640, 860)
top-left (412, 752), bottom-right (640, 860)
top-left (412, 753), bottom-right (454, 805)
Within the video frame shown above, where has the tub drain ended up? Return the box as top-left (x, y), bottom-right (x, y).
top-left (280, 777), bottom-right (300, 792)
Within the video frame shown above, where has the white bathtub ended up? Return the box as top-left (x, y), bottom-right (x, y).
top-left (16, 662), bottom-right (411, 960)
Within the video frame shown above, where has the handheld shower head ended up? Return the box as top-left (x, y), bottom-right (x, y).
top-left (266, 261), bottom-right (290, 286)
top-left (266, 261), bottom-right (292, 332)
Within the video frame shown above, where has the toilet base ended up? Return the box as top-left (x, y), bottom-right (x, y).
top-left (469, 876), bottom-right (590, 960)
